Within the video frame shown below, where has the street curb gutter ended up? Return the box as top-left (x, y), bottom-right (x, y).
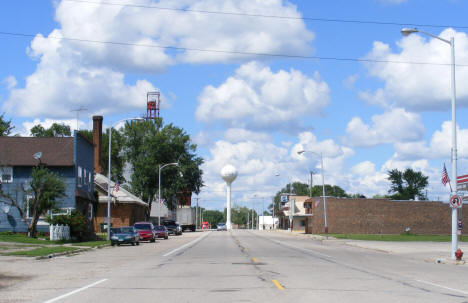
top-left (35, 244), bottom-right (109, 260)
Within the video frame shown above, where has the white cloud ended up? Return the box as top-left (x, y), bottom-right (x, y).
top-left (56, 0), bottom-right (313, 68)
top-left (343, 74), bottom-right (359, 89)
top-left (4, 0), bottom-right (313, 119)
top-left (2, 76), bottom-right (17, 90)
top-left (394, 120), bottom-right (468, 160)
top-left (344, 108), bottom-right (424, 147)
top-left (362, 29), bottom-right (468, 111)
top-left (224, 128), bottom-right (272, 143)
top-left (196, 61), bottom-right (330, 131)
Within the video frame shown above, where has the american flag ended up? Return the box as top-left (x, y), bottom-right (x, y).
top-left (114, 181), bottom-right (119, 192)
top-left (442, 164), bottom-right (450, 186)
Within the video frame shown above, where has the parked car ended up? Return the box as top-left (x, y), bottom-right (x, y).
top-left (134, 222), bottom-right (156, 242)
top-left (154, 225), bottom-right (169, 239)
top-left (163, 220), bottom-right (182, 236)
top-left (110, 226), bottom-right (140, 246)
top-left (217, 223), bottom-right (227, 231)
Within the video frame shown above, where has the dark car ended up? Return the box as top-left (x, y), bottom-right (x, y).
top-left (110, 226), bottom-right (140, 246)
top-left (163, 220), bottom-right (182, 236)
top-left (154, 225), bottom-right (169, 239)
top-left (134, 222), bottom-right (156, 242)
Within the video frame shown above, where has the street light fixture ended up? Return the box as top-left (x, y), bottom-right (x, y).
top-left (158, 162), bottom-right (179, 225)
top-left (297, 150), bottom-right (328, 238)
top-left (107, 117), bottom-right (144, 241)
top-left (401, 28), bottom-right (458, 260)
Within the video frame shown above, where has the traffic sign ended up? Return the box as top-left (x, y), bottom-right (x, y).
top-left (450, 195), bottom-right (462, 208)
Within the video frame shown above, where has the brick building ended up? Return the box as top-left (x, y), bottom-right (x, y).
top-left (304, 197), bottom-right (467, 235)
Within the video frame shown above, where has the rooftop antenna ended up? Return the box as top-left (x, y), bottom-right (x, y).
top-left (71, 106), bottom-right (88, 130)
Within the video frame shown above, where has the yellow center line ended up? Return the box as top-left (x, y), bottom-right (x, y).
top-left (272, 280), bottom-right (284, 290)
top-left (252, 257), bottom-right (257, 263)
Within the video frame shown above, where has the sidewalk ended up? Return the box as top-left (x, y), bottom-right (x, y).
top-left (270, 229), bottom-right (468, 265)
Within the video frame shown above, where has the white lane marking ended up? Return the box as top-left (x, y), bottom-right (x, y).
top-left (163, 231), bottom-right (212, 257)
top-left (416, 279), bottom-right (468, 295)
top-left (43, 279), bottom-right (107, 303)
top-left (270, 238), bottom-right (332, 258)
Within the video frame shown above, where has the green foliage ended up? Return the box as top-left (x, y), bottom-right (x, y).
top-left (201, 209), bottom-right (224, 227)
top-left (46, 210), bottom-right (89, 240)
top-left (123, 119), bottom-right (203, 211)
top-left (80, 129), bottom-right (125, 183)
top-left (30, 123), bottom-right (71, 137)
top-left (0, 113), bottom-right (14, 136)
top-left (387, 168), bottom-right (428, 200)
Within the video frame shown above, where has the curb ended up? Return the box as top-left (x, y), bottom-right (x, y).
top-left (36, 247), bottom-right (91, 260)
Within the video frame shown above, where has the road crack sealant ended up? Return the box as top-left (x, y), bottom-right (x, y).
top-left (248, 231), bottom-right (468, 299)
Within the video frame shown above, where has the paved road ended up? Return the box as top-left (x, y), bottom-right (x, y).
top-left (1, 230), bottom-right (468, 302)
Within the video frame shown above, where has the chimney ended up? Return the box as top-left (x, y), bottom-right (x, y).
top-left (93, 115), bottom-right (103, 174)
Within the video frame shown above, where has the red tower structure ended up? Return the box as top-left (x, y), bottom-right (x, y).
top-left (146, 91), bottom-right (160, 120)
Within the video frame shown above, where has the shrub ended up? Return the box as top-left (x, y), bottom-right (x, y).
top-left (46, 210), bottom-right (89, 241)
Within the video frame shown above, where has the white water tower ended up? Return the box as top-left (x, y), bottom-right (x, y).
top-left (221, 165), bottom-right (238, 230)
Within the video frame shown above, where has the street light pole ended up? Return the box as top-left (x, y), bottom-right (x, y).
top-left (401, 28), bottom-right (458, 259)
top-left (297, 150), bottom-right (328, 237)
top-left (158, 162), bottom-right (179, 226)
top-left (107, 117), bottom-right (144, 241)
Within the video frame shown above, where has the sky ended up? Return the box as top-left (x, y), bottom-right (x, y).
top-left (2, 0), bottom-right (468, 213)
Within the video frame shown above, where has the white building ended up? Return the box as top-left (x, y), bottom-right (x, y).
top-left (258, 216), bottom-right (279, 230)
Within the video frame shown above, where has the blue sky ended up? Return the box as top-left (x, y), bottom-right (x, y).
top-left (2, 0), bottom-right (468, 212)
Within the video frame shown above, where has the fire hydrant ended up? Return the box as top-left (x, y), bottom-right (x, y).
top-left (455, 249), bottom-right (463, 261)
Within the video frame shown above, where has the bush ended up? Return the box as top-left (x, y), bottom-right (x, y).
top-left (46, 210), bottom-right (89, 241)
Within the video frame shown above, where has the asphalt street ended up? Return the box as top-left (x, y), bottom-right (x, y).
top-left (1, 230), bottom-right (468, 303)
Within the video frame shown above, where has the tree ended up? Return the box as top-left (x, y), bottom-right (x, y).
top-left (123, 119), bottom-right (203, 215)
top-left (0, 113), bottom-right (14, 136)
top-left (201, 209), bottom-right (224, 227)
top-left (28, 167), bottom-right (66, 237)
top-left (387, 168), bottom-right (428, 200)
top-left (30, 123), bottom-right (71, 137)
top-left (79, 129), bottom-right (126, 184)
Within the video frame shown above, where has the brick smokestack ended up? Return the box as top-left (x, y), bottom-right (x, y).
top-left (93, 115), bottom-right (103, 174)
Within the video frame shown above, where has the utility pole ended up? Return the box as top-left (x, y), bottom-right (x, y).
top-left (195, 196), bottom-right (199, 230)
top-left (310, 171), bottom-right (314, 197)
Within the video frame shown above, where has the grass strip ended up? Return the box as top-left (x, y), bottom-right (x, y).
top-left (3, 246), bottom-right (80, 257)
top-left (330, 234), bottom-right (468, 242)
top-left (0, 234), bottom-right (58, 245)
top-left (73, 240), bottom-right (110, 247)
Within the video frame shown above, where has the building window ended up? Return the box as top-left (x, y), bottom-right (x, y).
top-left (300, 219), bottom-right (306, 227)
top-left (77, 166), bottom-right (82, 187)
top-left (0, 166), bottom-right (13, 183)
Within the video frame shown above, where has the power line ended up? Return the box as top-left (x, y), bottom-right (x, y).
top-left (1, 30), bottom-right (467, 67)
top-left (61, 0), bottom-right (468, 30)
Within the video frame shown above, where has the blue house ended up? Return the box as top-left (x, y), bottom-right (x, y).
top-left (0, 131), bottom-right (95, 233)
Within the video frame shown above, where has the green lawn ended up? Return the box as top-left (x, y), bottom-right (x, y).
top-left (330, 234), bottom-right (468, 242)
top-left (3, 246), bottom-right (80, 257)
top-left (0, 234), bottom-right (57, 245)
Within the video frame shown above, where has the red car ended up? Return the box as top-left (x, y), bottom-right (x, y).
top-left (134, 222), bottom-right (156, 242)
top-left (154, 225), bottom-right (169, 239)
